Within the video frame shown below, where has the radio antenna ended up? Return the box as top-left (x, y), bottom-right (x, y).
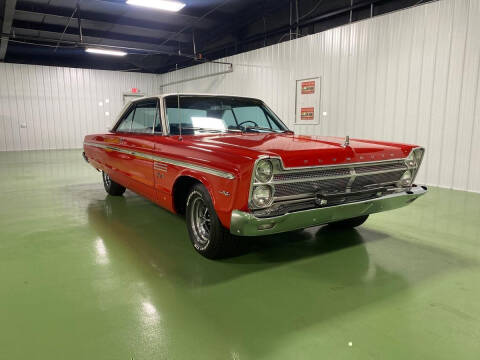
top-left (178, 94), bottom-right (182, 141)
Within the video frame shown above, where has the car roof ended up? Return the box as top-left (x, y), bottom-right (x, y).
top-left (130, 93), bottom-right (263, 103)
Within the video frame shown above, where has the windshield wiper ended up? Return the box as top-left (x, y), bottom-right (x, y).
top-left (243, 126), bottom-right (287, 133)
top-left (180, 127), bottom-right (236, 133)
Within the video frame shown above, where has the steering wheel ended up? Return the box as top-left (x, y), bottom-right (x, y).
top-left (237, 120), bottom-right (259, 128)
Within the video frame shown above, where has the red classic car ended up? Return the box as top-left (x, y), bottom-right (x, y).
top-left (83, 94), bottom-right (427, 258)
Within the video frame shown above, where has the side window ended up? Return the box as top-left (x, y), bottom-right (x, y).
top-left (167, 108), bottom-right (206, 134)
top-left (131, 100), bottom-right (159, 133)
top-left (116, 107), bottom-right (135, 132)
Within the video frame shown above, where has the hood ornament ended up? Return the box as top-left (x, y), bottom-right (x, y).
top-left (342, 135), bottom-right (350, 148)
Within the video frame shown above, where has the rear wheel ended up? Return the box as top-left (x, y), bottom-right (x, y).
top-left (186, 184), bottom-right (235, 259)
top-left (327, 215), bottom-right (369, 229)
top-left (102, 171), bottom-right (126, 196)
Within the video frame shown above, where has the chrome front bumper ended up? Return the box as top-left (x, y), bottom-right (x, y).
top-left (230, 186), bottom-right (427, 236)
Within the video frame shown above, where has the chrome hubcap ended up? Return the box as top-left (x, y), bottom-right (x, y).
top-left (190, 195), bottom-right (211, 250)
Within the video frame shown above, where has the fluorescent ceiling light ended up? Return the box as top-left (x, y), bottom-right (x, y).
top-left (85, 48), bottom-right (127, 56)
top-left (126, 0), bottom-right (186, 12)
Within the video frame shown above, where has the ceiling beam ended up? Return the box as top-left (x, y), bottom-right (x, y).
top-left (201, 0), bottom-right (382, 57)
top-left (13, 12), bottom-right (191, 44)
top-left (10, 27), bottom-right (183, 56)
top-left (15, 1), bottom-right (215, 33)
top-left (0, 0), bottom-right (17, 60)
top-left (194, 0), bottom-right (288, 54)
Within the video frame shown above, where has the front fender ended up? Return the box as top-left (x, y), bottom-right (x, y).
top-left (172, 168), bottom-right (239, 228)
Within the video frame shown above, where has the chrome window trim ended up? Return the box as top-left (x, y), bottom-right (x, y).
top-left (111, 97), bottom-right (165, 136)
top-left (84, 142), bottom-right (235, 180)
top-left (259, 102), bottom-right (291, 132)
top-left (158, 95), bottom-right (168, 136)
top-left (162, 95), bottom-right (171, 136)
top-left (109, 102), bottom-right (132, 132)
top-left (162, 95), bottom-right (291, 136)
top-left (112, 103), bottom-right (136, 133)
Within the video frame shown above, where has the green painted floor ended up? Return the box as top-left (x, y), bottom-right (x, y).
top-left (0, 149), bottom-right (479, 359)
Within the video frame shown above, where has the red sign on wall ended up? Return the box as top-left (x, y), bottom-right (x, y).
top-left (300, 107), bottom-right (315, 120)
top-left (301, 81), bottom-right (315, 94)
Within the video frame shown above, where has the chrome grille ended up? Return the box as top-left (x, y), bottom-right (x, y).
top-left (273, 160), bottom-right (407, 199)
top-left (352, 170), bottom-right (405, 189)
top-left (274, 167), bottom-right (350, 181)
top-left (355, 162), bottom-right (407, 174)
top-left (275, 178), bottom-right (350, 197)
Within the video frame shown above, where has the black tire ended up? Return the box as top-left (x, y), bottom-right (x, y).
top-left (102, 171), bottom-right (126, 196)
top-left (327, 215), bottom-right (369, 229)
top-left (186, 184), bottom-right (236, 259)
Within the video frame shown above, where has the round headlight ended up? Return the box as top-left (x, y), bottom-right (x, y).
top-left (399, 171), bottom-right (412, 187)
top-left (405, 157), bottom-right (416, 168)
top-left (252, 185), bottom-right (273, 208)
top-left (255, 159), bottom-right (273, 183)
top-left (406, 148), bottom-right (425, 168)
top-left (405, 152), bottom-right (416, 168)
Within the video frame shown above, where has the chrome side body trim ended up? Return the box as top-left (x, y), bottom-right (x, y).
top-left (83, 141), bottom-right (235, 180)
top-left (231, 186), bottom-right (428, 236)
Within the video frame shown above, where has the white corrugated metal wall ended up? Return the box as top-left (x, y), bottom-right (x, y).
top-left (0, 63), bottom-right (159, 151)
top-left (160, 0), bottom-right (480, 193)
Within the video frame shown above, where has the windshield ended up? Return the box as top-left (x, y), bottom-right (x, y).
top-left (165, 95), bottom-right (289, 135)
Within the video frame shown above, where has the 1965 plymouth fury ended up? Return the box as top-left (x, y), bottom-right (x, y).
top-left (83, 94), bottom-right (427, 258)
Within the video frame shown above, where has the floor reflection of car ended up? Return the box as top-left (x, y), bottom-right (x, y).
top-left (83, 94), bottom-right (427, 258)
top-left (87, 195), bottom-right (376, 285)
top-left (87, 193), bottom-right (422, 357)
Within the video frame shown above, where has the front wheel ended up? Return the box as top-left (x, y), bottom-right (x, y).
top-left (102, 171), bottom-right (126, 196)
top-left (327, 215), bottom-right (369, 229)
top-left (186, 184), bottom-right (235, 259)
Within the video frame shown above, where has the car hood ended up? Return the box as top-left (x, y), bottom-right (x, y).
top-left (193, 133), bottom-right (415, 168)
